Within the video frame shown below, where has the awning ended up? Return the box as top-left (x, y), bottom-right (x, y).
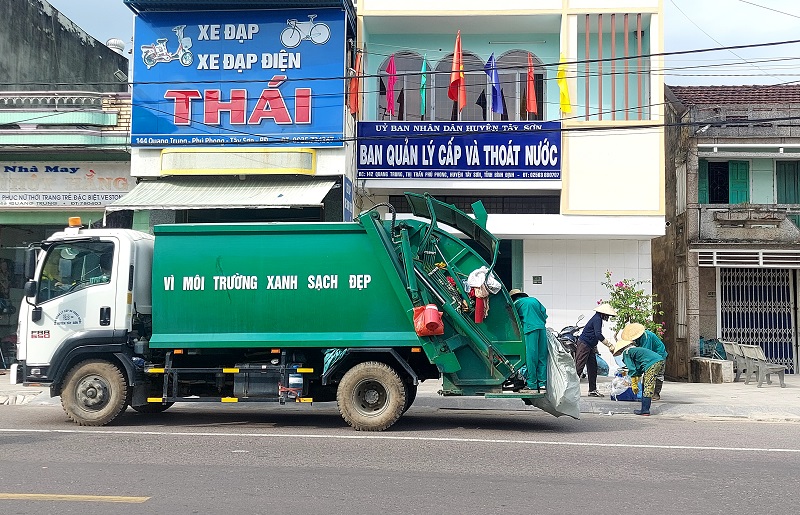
top-left (106, 176), bottom-right (336, 211)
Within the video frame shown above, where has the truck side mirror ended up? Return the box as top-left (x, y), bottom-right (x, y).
top-left (24, 280), bottom-right (37, 298)
top-left (24, 248), bottom-right (37, 280)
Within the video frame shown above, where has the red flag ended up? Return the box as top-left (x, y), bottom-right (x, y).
top-left (526, 52), bottom-right (538, 115)
top-left (387, 54), bottom-right (397, 116)
top-left (448, 30), bottom-right (466, 112)
top-left (348, 51), bottom-right (362, 116)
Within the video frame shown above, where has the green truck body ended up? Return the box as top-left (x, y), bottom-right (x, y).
top-left (14, 193), bottom-right (544, 431)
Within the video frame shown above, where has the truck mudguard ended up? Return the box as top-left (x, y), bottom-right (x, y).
top-left (321, 348), bottom-right (419, 386)
top-left (45, 329), bottom-right (131, 393)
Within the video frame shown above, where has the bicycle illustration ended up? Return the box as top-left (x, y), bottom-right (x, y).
top-left (280, 15), bottom-right (330, 48)
top-left (140, 25), bottom-right (193, 69)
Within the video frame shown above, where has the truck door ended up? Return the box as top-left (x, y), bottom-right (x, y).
top-left (24, 240), bottom-right (119, 366)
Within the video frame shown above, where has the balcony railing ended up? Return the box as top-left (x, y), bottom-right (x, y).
top-left (698, 204), bottom-right (800, 242)
top-left (0, 91), bottom-right (131, 148)
top-left (0, 90), bottom-right (114, 110)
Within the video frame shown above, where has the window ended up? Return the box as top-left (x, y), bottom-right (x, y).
top-left (676, 265), bottom-right (686, 339)
top-left (38, 241), bottom-right (114, 302)
top-left (377, 50), bottom-right (546, 122)
top-left (676, 162), bottom-right (686, 215)
top-left (776, 161), bottom-right (800, 228)
top-left (494, 50), bottom-right (544, 121)
top-left (378, 51), bottom-right (428, 121)
top-left (708, 162), bottom-right (729, 204)
top-left (698, 160), bottom-right (749, 204)
top-left (776, 161), bottom-right (800, 204)
top-left (433, 51), bottom-right (486, 121)
top-left (388, 195), bottom-right (560, 214)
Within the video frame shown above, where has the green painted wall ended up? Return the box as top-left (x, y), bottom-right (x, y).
top-left (750, 158), bottom-right (775, 204)
top-left (0, 211), bottom-right (103, 225)
top-left (132, 211), bottom-right (151, 233)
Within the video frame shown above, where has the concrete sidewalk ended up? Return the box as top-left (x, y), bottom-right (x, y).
top-left (414, 374), bottom-right (800, 422)
top-left (0, 369), bottom-right (45, 406)
top-left (2, 368), bottom-right (799, 420)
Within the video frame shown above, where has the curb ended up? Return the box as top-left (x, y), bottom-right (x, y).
top-left (413, 390), bottom-right (800, 421)
top-left (0, 390), bottom-right (43, 406)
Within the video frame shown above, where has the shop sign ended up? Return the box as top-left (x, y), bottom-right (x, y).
top-left (131, 9), bottom-right (346, 148)
top-left (1, 162), bottom-right (131, 208)
top-left (343, 176), bottom-right (354, 222)
top-left (357, 121), bottom-right (561, 180)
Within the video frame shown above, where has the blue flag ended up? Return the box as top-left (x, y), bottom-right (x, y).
top-left (484, 53), bottom-right (504, 115)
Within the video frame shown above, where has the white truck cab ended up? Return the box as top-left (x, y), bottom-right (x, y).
top-left (15, 218), bottom-right (153, 389)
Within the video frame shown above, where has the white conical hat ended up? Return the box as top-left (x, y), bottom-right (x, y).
top-left (621, 322), bottom-right (646, 341)
top-left (613, 339), bottom-right (633, 356)
top-left (595, 303), bottom-right (617, 316)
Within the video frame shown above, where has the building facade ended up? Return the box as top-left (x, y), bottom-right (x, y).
top-left (355, 0), bottom-right (666, 351)
top-left (114, 0), bottom-right (357, 229)
top-left (656, 85), bottom-right (800, 380)
top-left (0, 0), bottom-right (132, 361)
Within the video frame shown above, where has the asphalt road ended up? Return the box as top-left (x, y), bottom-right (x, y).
top-left (1, 402), bottom-right (799, 515)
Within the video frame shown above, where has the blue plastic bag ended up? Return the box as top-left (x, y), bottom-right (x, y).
top-left (596, 354), bottom-right (609, 376)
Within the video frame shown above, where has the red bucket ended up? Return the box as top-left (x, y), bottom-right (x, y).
top-left (413, 304), bottom-right (444, 336)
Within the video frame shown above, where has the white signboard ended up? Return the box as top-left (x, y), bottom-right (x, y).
top-left (1, 162), bottom-right (131, 208)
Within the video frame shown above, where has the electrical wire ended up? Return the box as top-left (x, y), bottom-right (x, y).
top-left (6, 95), bottom-right (800, 151)
top-left (4, 35), bottom-right (800, 89)
top-left (737, 0), bottom-right (800, 19)
top-left (669, 0), bottom-right (781, 83)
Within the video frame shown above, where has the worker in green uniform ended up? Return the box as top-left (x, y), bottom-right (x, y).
top-left (613, 339), bottom-right (665, 416)
top-left (509, 289), bottom-right (548, 392)
top-left (621, 322), bottom-right (668, 400)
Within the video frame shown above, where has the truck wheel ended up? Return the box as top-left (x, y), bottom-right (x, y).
top-left (337, 362), bottom-right (406, 431)
top-left (131, 402), bottom-right (174, 414)
top-left (60, 360), bottom-right (128, 426)
top-left (403, 383), bottom-right (418, 414)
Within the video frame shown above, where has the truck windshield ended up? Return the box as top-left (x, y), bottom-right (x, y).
top-left (37, 241), bottom-right (115, 302)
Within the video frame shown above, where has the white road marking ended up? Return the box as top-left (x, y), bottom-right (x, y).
top-left (1, 427), bottom-right (799, 453)
top-left (0, 493), bottom-right (149, 503)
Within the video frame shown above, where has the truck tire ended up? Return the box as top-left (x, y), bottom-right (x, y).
top-left (337, 361), bottom-right (406, 431)
top-left (130, 402), bottom-right (174, 414)
top-left (60, 360), bottom-right (128, 426)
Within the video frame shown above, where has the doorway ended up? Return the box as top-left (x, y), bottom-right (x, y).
top-left (719, 267), bottom-right (796, 373)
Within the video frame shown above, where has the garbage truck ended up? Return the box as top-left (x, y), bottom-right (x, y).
top-left (11, 193), bottom-right (577, 431)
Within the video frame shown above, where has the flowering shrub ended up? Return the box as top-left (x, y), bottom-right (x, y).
top-left (600, 271), bottom-right (665, 338)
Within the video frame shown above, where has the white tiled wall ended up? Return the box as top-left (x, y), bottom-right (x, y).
top-left (522, 239), bottom-right (653, 332)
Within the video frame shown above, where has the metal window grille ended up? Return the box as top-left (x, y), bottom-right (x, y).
top-left (388, 195), bottom-right (560, 215)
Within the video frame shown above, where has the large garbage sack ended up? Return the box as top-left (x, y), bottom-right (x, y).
top-left (596, 354), bottom-right (610, 376)
top-left (529, 329), bottom-right (581, 419)
top-left (609, 371), bottom-right (637, 401)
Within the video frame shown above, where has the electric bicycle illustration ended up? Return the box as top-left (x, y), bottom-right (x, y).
top-left (141, 25), bottom-right (193, 69)
top-left (280, 15), bottom-right (331, 48)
